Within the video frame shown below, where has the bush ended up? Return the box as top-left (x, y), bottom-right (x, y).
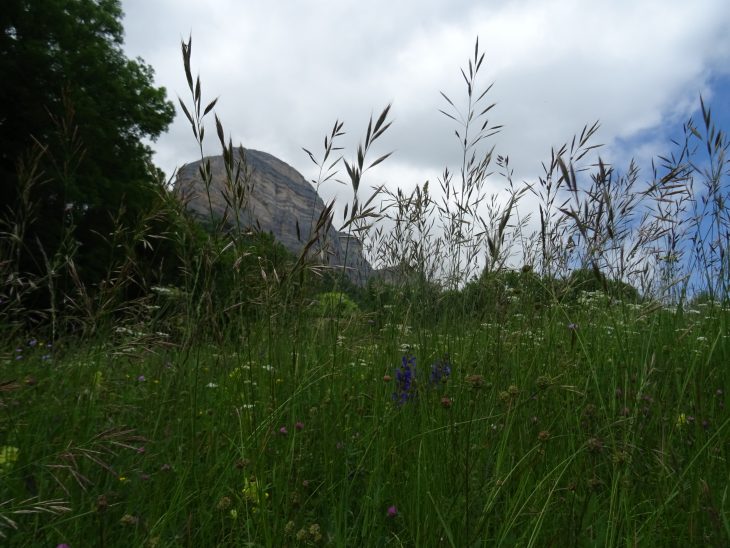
top-left (315, 291), bottom-right (360, 318)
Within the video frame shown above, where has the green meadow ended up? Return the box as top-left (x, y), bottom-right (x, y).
top-left (2, 290), bottom-right (729, 546)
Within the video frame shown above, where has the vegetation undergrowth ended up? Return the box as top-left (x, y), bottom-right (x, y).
top-left (1, 296), bottom-right (728, 546)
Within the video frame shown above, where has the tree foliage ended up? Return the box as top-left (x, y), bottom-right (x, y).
top-left (0, 0), bottom-right (175, 280)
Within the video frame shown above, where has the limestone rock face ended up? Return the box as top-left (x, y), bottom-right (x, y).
top-left (174, 149), bottom-right (371, 285)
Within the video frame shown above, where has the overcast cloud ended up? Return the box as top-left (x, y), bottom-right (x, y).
top-left (121, 0), bottom-right (730, 210)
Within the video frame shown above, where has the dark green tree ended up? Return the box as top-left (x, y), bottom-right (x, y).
top-left (0, 0), bottom-right (175, 281)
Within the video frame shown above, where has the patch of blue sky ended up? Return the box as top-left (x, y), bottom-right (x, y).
top-left (603, 75), bottom-right (730, 299)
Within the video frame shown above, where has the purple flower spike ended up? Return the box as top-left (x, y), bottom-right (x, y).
top-left (393, 354), bottom-right (417, 404)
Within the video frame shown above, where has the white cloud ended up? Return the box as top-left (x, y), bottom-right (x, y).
top-left (122, 0), bottom-right (730, 197)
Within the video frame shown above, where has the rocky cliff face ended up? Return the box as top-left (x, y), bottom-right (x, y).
top-left (174, 149), bottom-right (371, 285)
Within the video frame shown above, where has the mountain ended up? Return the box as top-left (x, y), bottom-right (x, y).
top-left (173, 149), bottom-right (372, 285)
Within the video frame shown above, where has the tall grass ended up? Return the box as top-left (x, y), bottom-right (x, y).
top-left (1, 37), bottom-right (728, 546)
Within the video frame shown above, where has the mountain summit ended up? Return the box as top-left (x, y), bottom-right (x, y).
top-left (174, 149), bottom-right (372, 285)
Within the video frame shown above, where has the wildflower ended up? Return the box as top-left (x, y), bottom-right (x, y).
top-left (295, 421), bottom-right (304, 431)
top-left (205, 382), bottom-right (218, 388)
top-left (535, 375), bottom-right (551, 390)
top-left (429, 355), bottom-right (452, 387)
top-left (538, 430), bottom-right (550, 442)
top-left (279, 426), bottom-right (288, 435)
top-left (392, 354), bottom-right (417, 404)
top-left (676, 413), bottom-right (687, 427)
top-left (96, 495), bottom-right (109, 513)
top-left (290, 490), bottom-right (301, 506)
top-left (137, 375), bottom-right (146, 382)
top-left (440, 397), bottom-right (452, 408)
top-left (465, 374), bottom-right (485, 388)
top-left (386, 505), bottom-right (398, 517)
top-left (309, 524), bottom-right (323, 542)
top-left (0, 446), bottom-right (19, 472)
top-left (586, 437), bottom-right (603, 454)
top-left (28, 338), bottom-right (38, 347)
top-left (242, 477), bottom-right (267, 505)
top-left (216, 496), bottom-right (232, 511)
top-left (501, 387), bottom-right (517, 405)
top-left (383, 374), bottom-right (392, 382)
top-left (119, 514), bottom-right (138, 526)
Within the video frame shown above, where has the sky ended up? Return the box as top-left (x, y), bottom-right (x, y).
top-left (120, 0), bottom-right (730, 226)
